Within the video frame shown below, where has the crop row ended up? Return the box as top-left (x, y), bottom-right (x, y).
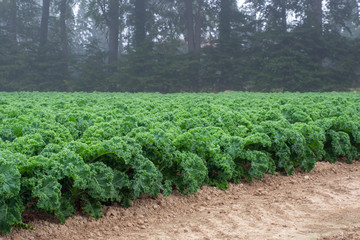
top-left (1, 92), bottom-right (359, 233)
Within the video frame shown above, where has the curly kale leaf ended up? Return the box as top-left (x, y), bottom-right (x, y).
top-left (129, 127), bottom-right (176, 171)
top-left (111, 170), bottom-right (131, 203)
top-left (54, 197), bottom-right (75, 224)
top-left (32, 175), bottom-right (62, 212)
top-left (81, 137), bottom-right (140, 167)
top-left (178, 152), bottom-right (207, 194)
top-left (131, 156), bottom-right (163, 198)
top-left (0, 126), bottom-right (16, 142)
top-left (241, 150), bottom-right (274, 179)
top-left (220, 136), bottom-right (245, 158)
top-left (7, 133), bottom-right (46, 156)
top-left (81, 120), bottom-right (124, 143)
top-left (87, 162), bottom-right (115, 201)
top-left (243, 133), bottom-right (272, 150)
top-left (207, 153), bottom-right (235, 190)
top-left (0, 197), bottom-right (24, 234)
top-left (174, 127), bottom-right (226, 159)
top-left (0, 161), bottom-right (21, 198)
top-left (325, 130), bottom-right (352, 163)
top-left (81, 196), bottom-right (103, 219)
top-left (300, 148), bottom-right (317, 172)
top-left (165, 151), bottom-right (207, 194)
top-left (49, 150), bottom-right (91, 189)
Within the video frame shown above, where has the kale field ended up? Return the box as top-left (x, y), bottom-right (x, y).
top-left (1, 92), bottom-right (360, 234)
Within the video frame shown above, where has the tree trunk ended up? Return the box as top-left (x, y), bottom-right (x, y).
top-left (311, 0), bottom-right (322, 30)
top-left (108, 0), bottom-right (119, 67)
top-left (134, 0), bottom-right (146, 49)
top-left (60, 0), bottom-right (68, 73)
top-left (9, 0), bottom-right (17, 42)
top-left (39, 0), bottom-right (50, 47)
top-left (280, 2), bottom-right (287, 33)
top-left (184, 0), bottom-right (195, 52)
top-left (219, 0), bottom-right (231, 45)
top-left (194, 0), bottom-right (203, 51)
top-left (184, 0), bottom-right (202, 90)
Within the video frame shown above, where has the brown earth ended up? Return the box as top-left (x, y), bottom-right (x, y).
top-left (2, 161), bottom-right (360, 240)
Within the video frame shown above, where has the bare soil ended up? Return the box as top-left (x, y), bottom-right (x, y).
top-left (2, 161), bottom-right (360, 240)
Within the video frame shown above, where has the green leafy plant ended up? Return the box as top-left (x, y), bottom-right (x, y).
top-left (0, 92), bottom-right (359, 234)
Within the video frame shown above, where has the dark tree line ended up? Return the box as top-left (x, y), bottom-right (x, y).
top-left (0, 0), bottom-right (359, 92)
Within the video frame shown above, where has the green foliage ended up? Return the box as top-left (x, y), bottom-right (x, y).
top-left (81, 196), bottom-right (103, 219)
top-left (0, 161), bottom-right (21, 198)
top-left (0, 158), bottom-right (24, 233)
top-left (0, 92), bottom-right (359, 234)
top-left (0, 197), bottom-right (24, 234)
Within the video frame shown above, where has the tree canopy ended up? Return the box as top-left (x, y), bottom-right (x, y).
top-left (0, 0), bottom-right (359, 92)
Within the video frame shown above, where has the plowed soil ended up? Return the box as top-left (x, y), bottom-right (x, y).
top-left (2, 161), bottom-right (360, 240)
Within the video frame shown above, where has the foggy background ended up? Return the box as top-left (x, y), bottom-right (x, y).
top-left (0, 0), bottom-right (359, 92)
